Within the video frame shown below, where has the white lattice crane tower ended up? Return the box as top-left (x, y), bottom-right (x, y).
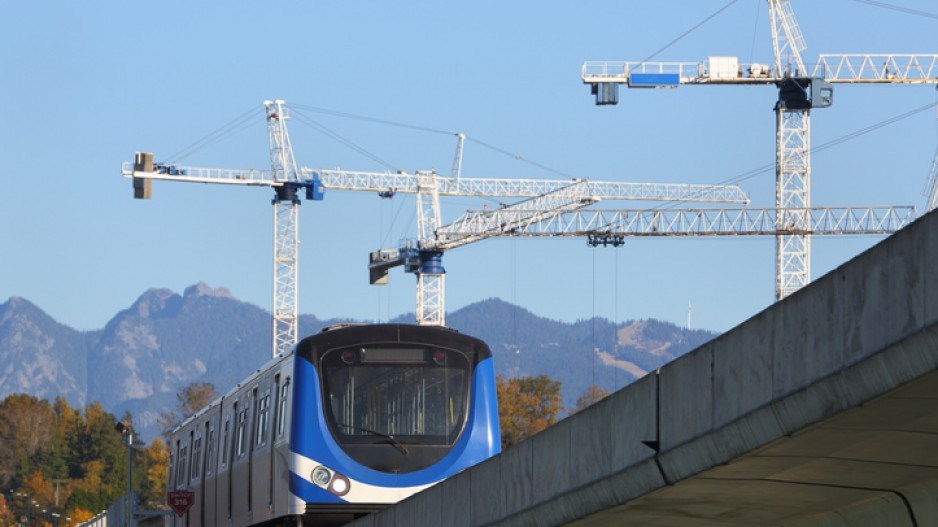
top-left (265, 100), bottom-right (303, 358)
top-left (582, 0), bottom-right (938, 300)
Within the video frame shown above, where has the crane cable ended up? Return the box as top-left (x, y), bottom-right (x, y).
top-left (631, 0), bottom-right (739, 73)
top-left (165, 104), bottom-right (260, 164)
top-left (646, 100), bottom-right (938, 213)
top-left (291, 100), bottom-right (937, 211)
top-left (292, 103), bottom-right (580, 181)
top-left (851, 0), bottom-right (938, 20)
top-left (290, 109), bottom-right (399, 171)
top-left (748, 0), bottom-right (762, 66)
top-left (591, 249), bottom-right (597, 390)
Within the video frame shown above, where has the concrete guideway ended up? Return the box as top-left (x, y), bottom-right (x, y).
top-left (350, 209), bottom-right (938, 527)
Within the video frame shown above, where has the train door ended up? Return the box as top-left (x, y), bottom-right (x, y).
top-left (197, 419), bottom-right (209, 527)
top-left (217, 403), bottom-right (234, 526)
top-left (203, 415), bottom-right (217, 527)
top-left (169, 434), bottom-right (185, 527)
top-left (270, 371), bottom-right (291, 517)
top-left (248, 387), bottom-right (258, 516)
top-left (249, 379), bottom-right (273, 519)
top-left (231, 391), bottom-right (253, 527)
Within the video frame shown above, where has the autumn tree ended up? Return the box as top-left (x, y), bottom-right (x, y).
top-left (157, 382), bottom-right (218, 439)
top-left (0, 394), bottom-right (142, 524)
top-left (139, 438), bottom-right (169, 509)
top-left (0, 494), bottom-right (13, 527)
top-left (572, 385), bottom-right (611, 414)
top-left (496, 375), bottom-right (563, 449)
top-left (0, 394), bottom-right (57, 488)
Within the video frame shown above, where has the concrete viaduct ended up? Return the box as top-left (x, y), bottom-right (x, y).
top-left (350, 208), bottom-right (938, 526)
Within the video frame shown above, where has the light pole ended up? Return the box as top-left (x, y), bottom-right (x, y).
top-left (115, 420), bottom-right (134, 527)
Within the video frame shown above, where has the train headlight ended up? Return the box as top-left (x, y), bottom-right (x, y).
top-left (311, 465), bottom-right (352, 497)
top-left (329, 475), bottom-right (350, 497)
top-left (311, 466), bottom-right (332, 488)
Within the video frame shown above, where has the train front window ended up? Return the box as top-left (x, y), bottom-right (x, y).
top-left (322, 345), bottom-right (469, 448)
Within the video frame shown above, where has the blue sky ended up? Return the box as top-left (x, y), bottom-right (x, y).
top-left (1, 1), bottom-right (936, 334)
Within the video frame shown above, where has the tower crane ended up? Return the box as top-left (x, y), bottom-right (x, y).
top-left (130, 100), bottom-right (322, 358)
top-left (370, 190), bottom-right (915, 325)
top-left (124, 101), bottom-right (751, 352)
top-left (581, 0), bottom-right (938, 300)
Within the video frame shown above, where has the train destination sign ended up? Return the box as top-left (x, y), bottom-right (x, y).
top-left (167, 490), bottom-right (195, 517)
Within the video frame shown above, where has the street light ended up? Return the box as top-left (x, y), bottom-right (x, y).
top-left (115, 419), bottom-right (134, 527)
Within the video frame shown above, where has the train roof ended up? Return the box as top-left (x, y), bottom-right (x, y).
top-left (171, 348), bottom-right (295, 436)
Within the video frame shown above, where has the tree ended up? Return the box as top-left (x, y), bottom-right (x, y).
top-left (0, 494), bottom-right (13, 527)
top-left (157, 382), bottom-right (218, 440)
top-left (496, 375), bottom-right (563, 449)
top-left (572, 385), bottom-right (611, 414)
top-left (0, 394), bottom-right (56, 488)
top-left (139, 438), bottom-right (169, 509)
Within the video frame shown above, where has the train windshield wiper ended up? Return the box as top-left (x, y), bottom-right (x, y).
top-left (338, 423), bottom-right (409, 456)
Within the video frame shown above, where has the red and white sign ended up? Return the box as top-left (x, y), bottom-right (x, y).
top-left (167, 490), bottom-right (195, 517)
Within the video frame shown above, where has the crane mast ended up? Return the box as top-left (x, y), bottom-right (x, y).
top-left (581, 0), bottom-right (938, 300)
top-left (415, 171), bottom-right (445, 326)
top-left (265, 100), bottom-right (302, 357)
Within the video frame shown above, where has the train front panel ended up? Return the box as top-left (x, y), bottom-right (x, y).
top-left (287, 324), bottom-right (500, 517)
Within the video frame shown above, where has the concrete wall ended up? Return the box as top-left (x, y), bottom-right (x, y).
top-left (349, 209), bottom-right (938, 526)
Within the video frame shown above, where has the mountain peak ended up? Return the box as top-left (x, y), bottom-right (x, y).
top-left (1, 296), bottom-right (50, 326)
top-left (184, 282), bottom-right (233, 299)
top-left (129, 288), bottom-right (180, 318)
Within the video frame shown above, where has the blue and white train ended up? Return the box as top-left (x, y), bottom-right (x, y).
top-left (167, 324), bottom-right (501, 527)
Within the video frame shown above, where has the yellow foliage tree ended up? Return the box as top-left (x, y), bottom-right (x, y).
top-left (141, 438), bottom-right (169, 509)
top-left (573, 385), bottom-right (611, 413)
top-left (0, 494), bottom-right (13, 527)
top-left (496, 375), bottom-right (563, 449)
top-left (23, 471), bottom-right (55, 510)
top-left (68, 508), bottom-right (96, 525)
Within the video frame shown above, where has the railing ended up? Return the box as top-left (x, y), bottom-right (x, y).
top-left (583, 55), bottom-right (938, 85)
top-left (121, 162), bottom-right (276, 186)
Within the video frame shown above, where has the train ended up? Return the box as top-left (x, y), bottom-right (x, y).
top-left (166, 324), bottom-right (501, 527)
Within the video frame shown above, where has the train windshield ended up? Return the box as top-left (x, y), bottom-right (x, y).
top-left (322, 345), bottom-right (470, 448)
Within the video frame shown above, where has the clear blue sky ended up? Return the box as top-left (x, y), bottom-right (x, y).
top-left (1, 1), bottom-right (936, 334)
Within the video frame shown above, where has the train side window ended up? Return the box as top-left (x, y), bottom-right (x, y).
top-left (190, 435), bottom-right (202, 483)
top-left (277, 380), bottom-right (290, 437)
top-left (171, 440), bottom-right (180, 488)
top-left (236, 407), bottom-right (248, 458)
top-left (176, 443), bottom-right (188, 488)
top-left (221, 414), bottom-right (231, 467)
top-left (256, 391), bottom-right (270, 446)
top-left (205, 422), bottom-right (216, 476)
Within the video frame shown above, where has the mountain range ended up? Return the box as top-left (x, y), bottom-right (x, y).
top-left (0, 282), bottom-right (717, 441)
